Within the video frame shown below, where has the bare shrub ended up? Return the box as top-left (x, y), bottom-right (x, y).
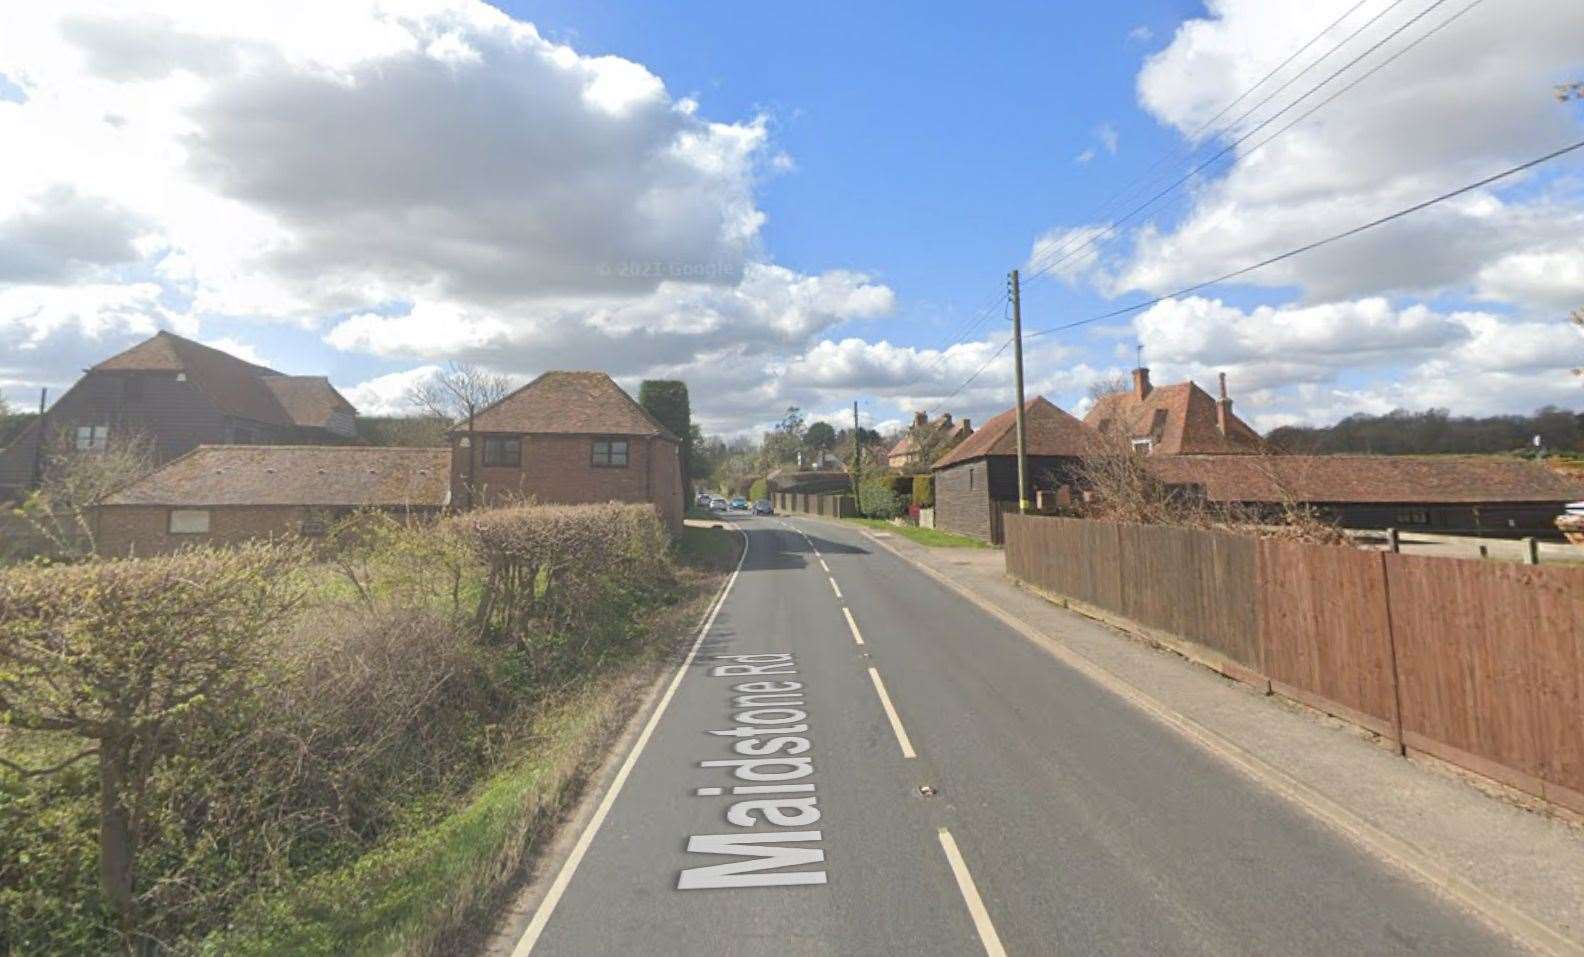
top-left (16, 427), bottom-right (156, 558)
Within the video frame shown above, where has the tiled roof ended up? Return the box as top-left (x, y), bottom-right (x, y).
top-left (264, 376), bottom-right (357, 428)
top-left (103, 446), bottom-right (450, 507)
top-left (1085, 380), bottom-right (1264, 454)
top-left (1145, 455), bottom-right (1584, 505)
top-left (888, 414), bottom-right (972, 459)
top-left (468, 371), bottom-right (676, 439)
top-left (91, 331), bottom-right (349, 429)
top-left (933, 397), bottom-right (1095, 469)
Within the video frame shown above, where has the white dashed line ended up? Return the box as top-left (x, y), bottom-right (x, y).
top-left (866, 667), bottom-right (915, 759)
top-left (842, 606), bottom-right (865, 645)
top-left (819, 558), bottom-right (831, 573)
top-left (830, 577), bottom-right (843, 599)
top-left (937, 828), bottom-right (1007, 957)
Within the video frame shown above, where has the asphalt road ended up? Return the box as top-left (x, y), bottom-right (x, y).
top-left (515, 516), bottom-right (1516, 956)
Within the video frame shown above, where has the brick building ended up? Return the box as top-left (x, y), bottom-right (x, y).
top-left (1146, 454), bottom-right (1584, 538)
top-left (931, 397), bottom-right (1096, 543)
top-left (886, 410), bottom-right (973, 470)
top-left (0, 331), bottom-right (357, 501)
top-left (95, 446), bottom-right (450, 556)
top-left (451, 371), bottom-right (683, 531)
top-left (1084, 368), bottom-right (1264, 455)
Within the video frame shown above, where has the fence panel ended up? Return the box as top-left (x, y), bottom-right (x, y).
top-left (1112, 524), bottom-right (1260, 669)
top-left (1257, 541), bottom-right (1397, 737)
top-left (1385, 555), bottom-right (1584, 808)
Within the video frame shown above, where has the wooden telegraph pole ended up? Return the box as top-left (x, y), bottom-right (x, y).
top-left (1009, 269), bottom-right (1030, 514)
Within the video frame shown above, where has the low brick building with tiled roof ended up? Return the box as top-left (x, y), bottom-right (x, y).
top-left (931, 397), bottom-right (1098, 543)
top-left (95, 445), bottom-right (450, 556)
top-left (452, 371), bottom-right (682, 530)
top-left (0, 331), bottom-right (357, 500)
top-left (1084, 368), bottom-right (1264, 455)
top-left (1146, 454), bottom-right (1584, 537)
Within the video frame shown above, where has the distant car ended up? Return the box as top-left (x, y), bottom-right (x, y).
top-left (710, 497), bottom-right (728, 512)
top-left (753, 499), bottom-right (773, 515)
top-left (696, 492), bottom-right (713, 506)
top-left (729, 497), bottom-right (750, 511)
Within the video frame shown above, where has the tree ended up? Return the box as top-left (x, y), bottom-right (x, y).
top-left (639, 380), bottom-right (692, 504)
top-left (407, 362), bottom-right (511, 507)
top-left (18, 426), bottom-right (156, 558)
top-left (760, 406), bottom-right (806, 468)
top-left (804, 420), bottom-right (836, 452)
top-left (0, 542), bottom-right (306, 948)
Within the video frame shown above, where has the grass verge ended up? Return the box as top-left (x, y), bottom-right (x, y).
top-left (842, 517), bottom-right (992, 549)
top-left (197, 524), bottom-right (742, 957)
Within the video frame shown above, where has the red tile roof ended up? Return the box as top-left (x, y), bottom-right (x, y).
top-left (1145, 455), bottom-right (1584, 505)
top-left (467, 371), bottom-right (676, 439)
top-left (888, 413), bottom-right (972, 460)
top-left (263, 376), bottom-right (356, 429)
top-left (103, 446), bottom-right (450, 507)
top-left (92, 332), bottom-right (358, 428)
top-left (933, 397), bottom-right (1095, 469)
top-left (1085, 380), bottom-right (1264, 455)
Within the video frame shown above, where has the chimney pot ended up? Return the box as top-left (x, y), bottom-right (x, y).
top-left (1218, 371), bottom-right (1228, 400)
top-left (913, 410), bottom-right (928, 427)
top-left (1132, 367), bottom-right (1152, 400)
top-left (1216, 374), bottom-right (1233, 436)
top-left (962, 418), bottom-right (971, 431)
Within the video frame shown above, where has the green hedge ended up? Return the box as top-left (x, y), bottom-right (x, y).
top-left (858, 478), bottom-right (902, 519)
top-left (911, 474), bottom-right (934, 508)
top-left (749, 478), bottom-right (768, 501)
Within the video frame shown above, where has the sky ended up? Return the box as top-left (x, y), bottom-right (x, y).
top-left (1, 0), bottom-right (1582, 438)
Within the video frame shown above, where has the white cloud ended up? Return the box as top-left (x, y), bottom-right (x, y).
top-left (0, 0), bottom-right (905, 432)
top-left (1128, 25), bottom-right (1155, 43)
top-left (343, 364), bottom-right (443, 416)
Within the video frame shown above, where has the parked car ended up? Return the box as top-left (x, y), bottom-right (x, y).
top-left (753, 499), bottom-right (774, 515)
top-left (729, 497), bottom-right (750, 511)
top-left (710, 497), bottom-right (728, 512)
top-left (696, 491), bottom-right (713, 506)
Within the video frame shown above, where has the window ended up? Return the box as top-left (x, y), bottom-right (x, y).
top-left (482, 437), bottom-right (522, 467)
top-left (75, 424), bottom-right (109, 451)
top-left (168, 509), bottom-right (211, 534)
top-left (1394, 509), bottom-right (1429, 525)
top-left (592, 439), bottom-right (629, 467)
top-left (968, 467), bottom-right (975, 490)
top-left (1131, 438), bottom-right (1154, 455)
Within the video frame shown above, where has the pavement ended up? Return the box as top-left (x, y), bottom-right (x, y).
top-left (486, 514), bottom-right (1584, 956)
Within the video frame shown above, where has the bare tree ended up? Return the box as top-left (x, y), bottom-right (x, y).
top-left (405, 362), bottom-right (512, 426)
top-left (18, 427), bottom-right (156, 558)
top-left (1086, 374), bottom-right (1131, 405)
top-left (407, 363), bottom-right (512, 509)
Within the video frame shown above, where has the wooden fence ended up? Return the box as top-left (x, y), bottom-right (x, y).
top-left (773, 491), bottom-right (858, 519)
top-left (1004, 514), bottom-right (1584, 815)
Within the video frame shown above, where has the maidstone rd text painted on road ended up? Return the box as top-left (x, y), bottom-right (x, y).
top-left (678, 653), bottom-right (828, 890)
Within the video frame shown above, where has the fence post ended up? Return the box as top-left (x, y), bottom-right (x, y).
top-left (1386, 527), bottom-right (1399, 553)
top-left (1523, 537), bottom-right (1539, 565)
top-left (1378, 551), bottom-right (1407, 757)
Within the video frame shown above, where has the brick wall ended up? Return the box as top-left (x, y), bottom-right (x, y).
top-left (934, 460), bottom-right (992, 541)
top-left (453, 433), bottom-right (683, 532)
top-left (96, 504), bottom-right (309, 556)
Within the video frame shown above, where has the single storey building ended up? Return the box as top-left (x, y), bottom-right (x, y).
top-left (932, 397), bottom-right (1097, 543)
top-left (451, 371), bottom-right (683, 531)
top-left (1146, 454), bottom-right (1584, 538)
top-left (95, 445), bottom-right (450, 556)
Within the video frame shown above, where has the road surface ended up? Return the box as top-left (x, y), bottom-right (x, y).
top-left (512, 517), bottom-right (1516, 955)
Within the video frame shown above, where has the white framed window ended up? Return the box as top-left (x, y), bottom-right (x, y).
top-left (168, 509), bottom-right (211, 534)
top-left (1130, 438), bottom-right (1154, 455)
top-left (76, 424), bottom-right (110, 451)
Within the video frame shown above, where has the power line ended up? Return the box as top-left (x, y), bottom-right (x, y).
top-left (1023, 0), bottom-right (1384, 282)
top-left (928, 336), bottom-right (1015, 412)
top-left (1023, 0), bottom-right (1459, 286)
top-left (1023, 137), bottom-right (1584, 341)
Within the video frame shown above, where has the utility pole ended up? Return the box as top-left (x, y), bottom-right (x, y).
top-left (29, 387), bottom-right (47, 489)
top-left (1009, 269), bottom-right (1030, 514)
top-left (851, 400), bottom-right (861, 514)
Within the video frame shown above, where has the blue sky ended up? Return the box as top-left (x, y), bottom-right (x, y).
top-left (2, 0), bottom-right (1582, 437)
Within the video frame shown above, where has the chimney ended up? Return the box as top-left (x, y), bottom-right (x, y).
top-left (913, 410), bottom-right (928, 428)
top-left (961, 418), bottom-right (971, 432)
top-left (1216, 372), bottom-right (1232, 435)
top-left (1132, 367), bottom-right (1152, 400)
top-left (941, 413), bottom-right (952, 428)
